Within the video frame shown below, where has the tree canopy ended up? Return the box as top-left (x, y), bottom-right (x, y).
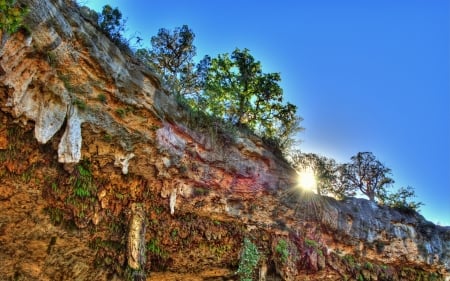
top-left (97, 5), bottom-right (125, 45)
top-left (136, 25), bottom-right (198, 96)
top-left (290, 151), bottom-right (422, 211)
top-left (136, 26), bottom-right (302, 152)
top-left (343, 152), bottom-right (394, 201)
top-left (381, 186), bottom-right (424, 212)
top-left (203, 48), bottom-right (303, 149)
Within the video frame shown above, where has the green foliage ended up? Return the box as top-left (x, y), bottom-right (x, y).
top-left (382, 186), bottom-right (424, 212)
top-left (344, 152), bottom-right (394, 202)
top-left (97, 93), bottom-right (107, 104)
top-left (72, 160), bottom-right (96, 198)
top-left (304, 238), bottom-right (319, 248)
top-left (275, 239), bottom-right (289, 264)
top-left (73, 98), bottom-right (87, 111)
top-left (136, 25), bottom-right (198, 96)
top-left (137, 25), bottom-right (302, 153)
top-left (203, 48), bottom-right (303, 150)
top-left (115, 108), bottom-right (126, 118)
top-left (0, 0), bottom-right (29, 40)
top-left (237, 238), bottom-right (260, 281)
top-left (103, 133), bottom-right (112, 142)
top-left (343, 254), bottom-right (355, 267)
top-left (364, 261), bottom-right (373, 270)
top-left (147, 238), bottom-right (167, 258)
top-left (51, 182), bottom-right (59, 193)
top-left (304, 238), bottom-right (323, 256)
top-left (97, 5), bottom-right (125, 44)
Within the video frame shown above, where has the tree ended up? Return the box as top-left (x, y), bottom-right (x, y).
top-left (204, 48), bottom-right (303, 149)
top-left (136, 25), bottom-right (197, 96)
top-left (381, 186), bottom-right (423, 212)
top-left (331, 164), bottom-right (357, 199)
top-left (291, 152), bottom-right (337, 195)
top-left (97, 5), bottom-right (126, 44)
top-left (344, 152), bottom-right (394, 201)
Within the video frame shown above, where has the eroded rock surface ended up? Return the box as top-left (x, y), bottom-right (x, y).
top-left (0, 0), bottom-right (449, 280)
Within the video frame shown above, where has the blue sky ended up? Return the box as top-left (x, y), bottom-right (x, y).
top-left (84, 0), bottom-right (450, 225)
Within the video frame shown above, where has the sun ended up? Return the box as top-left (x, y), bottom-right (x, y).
top-left (297, 166), bottom-right (317, 192)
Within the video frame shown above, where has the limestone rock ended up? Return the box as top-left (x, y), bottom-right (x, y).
top-left (0, 0), bottom-right (448, 280)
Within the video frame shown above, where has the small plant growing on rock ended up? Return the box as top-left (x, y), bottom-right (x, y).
top-left (304, 238), bottom-right (323, 256)
top-left (237, 238), bottom-right (260, 281)
top-left (0, 0), bottom-right (29, 46)
top-left (364, 261), bottom-right (373, 270)
top-left (275, 238), bottom-right (289, 264)
top-left (116, 108), bottom-right (126, 118)
top-left (73, 98), bottom-right (87, 111)
top-left (72, 160), bottom-right (96, 198)
top-left (97, 93), bottom-right (107, 104)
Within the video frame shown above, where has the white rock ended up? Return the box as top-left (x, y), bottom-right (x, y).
top-left (114, 152), bottom-right (135, 174)
top-left (169, 188), bottom-right (177, 215)
top-left (58, 106), bottom-right (82, 163)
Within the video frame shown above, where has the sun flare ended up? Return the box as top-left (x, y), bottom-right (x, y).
top-left (297, 166), bottom-right (317, 192)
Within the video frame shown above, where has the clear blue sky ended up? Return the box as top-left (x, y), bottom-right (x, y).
top-left (84, 0), bottom-right (450, 225)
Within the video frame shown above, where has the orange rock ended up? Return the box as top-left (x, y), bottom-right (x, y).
top-left (0, 128), bottom-right (7, 150)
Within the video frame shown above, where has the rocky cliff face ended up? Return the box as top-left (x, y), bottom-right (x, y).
top-left (0, 0), bottom-right (449, 280)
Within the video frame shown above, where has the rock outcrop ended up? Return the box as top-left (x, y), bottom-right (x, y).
top-left (0, 0), bottom-right (449, 280)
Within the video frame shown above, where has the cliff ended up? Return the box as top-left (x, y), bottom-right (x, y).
top-left (0, 0), bottom-right (449, 280)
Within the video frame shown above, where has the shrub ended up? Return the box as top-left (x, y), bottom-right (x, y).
top-left (97, 93), bottom-right (107, 104)
top-left (0, 0), bottom-right (29, 42)
top-left (275, 239), bottom-right (289, 264)
top-left (115, 108), bottom-right (126, 118)
top-left (237, 238), bottom-right (260, 281)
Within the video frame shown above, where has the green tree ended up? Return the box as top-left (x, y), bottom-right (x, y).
top-left (382, 186), bottom-right (423, 212)
top-left (344, 152), bottom-right (394, 201)
top-left (204, 48), bottom-right (302, 149)
top-left (97, 5), bottom-right (125, 44)
top-left (0, 0), bottom-right (29, 47)
top-left (136, 25), bottom-right (197, 96)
